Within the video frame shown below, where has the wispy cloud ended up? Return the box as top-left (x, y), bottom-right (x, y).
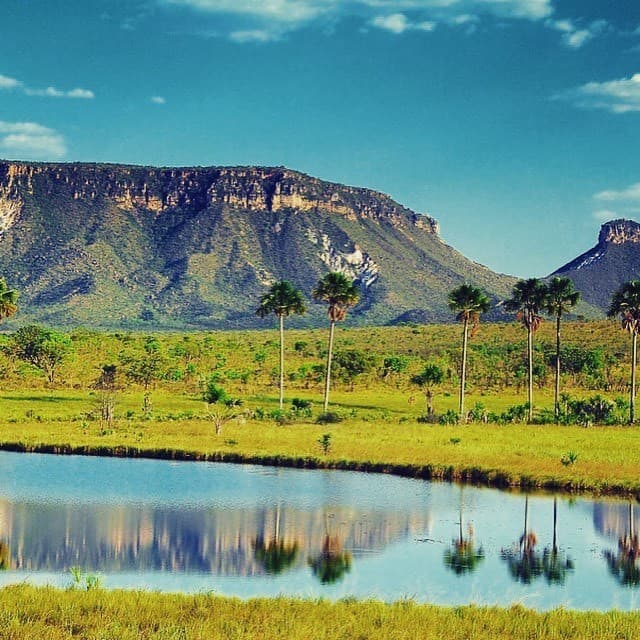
top-left (0, 75), bottom-right (22, 89)
top-left (0, 121), bottom-right (66, 159)
top-left (592, 209), bottom-right (618, 222)
top-left (546, 18), bottom-right (607, 49)
top-left (595, 182), bottom-right (640, 202)
top-left (556, 73), bottom-right (640, 113)
top-left (0, 73), bottom-right (94, 99)
top-left (371, 13), bottom-right (436, 35)
top-left (150, 95), bottom-right (167, 104)
top-left (160, 0), bottom-right (554, 42)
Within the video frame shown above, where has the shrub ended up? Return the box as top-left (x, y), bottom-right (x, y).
top-left (316, 412), bottom-right (343, 424)
top-left (439, 410), bottom-right (459, 425)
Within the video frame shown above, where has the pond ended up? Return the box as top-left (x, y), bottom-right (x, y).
top-left (0, 450), bottom-right (638, 610)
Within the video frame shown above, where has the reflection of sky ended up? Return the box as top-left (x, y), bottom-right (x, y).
top-left (0, 451), bottom-right (638, 609)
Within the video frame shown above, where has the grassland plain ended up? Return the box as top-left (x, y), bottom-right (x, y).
top-left (0, 320), bottom-right (638, 494)
top-left (1, 321), bottom-right (640, 638)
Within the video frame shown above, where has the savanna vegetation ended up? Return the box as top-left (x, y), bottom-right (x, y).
top-left (0, 312), bottom-right (639, 492)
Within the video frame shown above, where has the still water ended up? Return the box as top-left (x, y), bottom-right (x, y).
top-left (0, 451), bottom-right (638, 610)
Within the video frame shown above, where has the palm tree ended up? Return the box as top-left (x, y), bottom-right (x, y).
top-left (504, 278), bottom-right (548, 422)
top-left (256, 281), bottom-right (306, 410)
top-left (312, 272), bottom-right (360, 413)
top-left (0, 278), bottom-right (18, 323)
top-left (607, 281), bottom-right (640, 423)
top-left (544, 277), bottom-right (580, 422)
top-left (448, 284), bottom-right (490, 421)
top-left (410, 363), bottom-right (444, 417)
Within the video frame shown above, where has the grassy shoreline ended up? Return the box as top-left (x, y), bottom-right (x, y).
top-left (1, 417), bottom-right (640, 497)
top-left (1, 585), bottom-right (639, 640)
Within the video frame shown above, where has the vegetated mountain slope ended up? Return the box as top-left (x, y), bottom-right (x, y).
top-left (0, 161), bottom-right (516, 329)
top-left (551, 219), bottom-right (640, 312)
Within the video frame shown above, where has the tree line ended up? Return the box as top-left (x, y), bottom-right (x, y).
top-left (2, 273), bottom-right (640, 425)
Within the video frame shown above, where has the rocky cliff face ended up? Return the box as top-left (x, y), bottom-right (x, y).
top-left (551, 219), bottom-right (640, 311)
top-left (0, 161), bottom-right (513, 329)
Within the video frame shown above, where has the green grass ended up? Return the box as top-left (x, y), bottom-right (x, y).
top-left (1, 585), bottom-right (639, 640)
top-left (2, 404), bottom-right (640, 494)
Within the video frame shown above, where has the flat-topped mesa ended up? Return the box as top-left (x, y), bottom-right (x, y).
top-left (0, 161), bottom-right (439, 234)
top-left (598, 219), bottom-right (640, 245)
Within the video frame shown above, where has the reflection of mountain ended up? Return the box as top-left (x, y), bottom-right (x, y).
top-left (0, 501), bottom-right (428, 575)
top-left (593, 503), bottom-right (640, 540)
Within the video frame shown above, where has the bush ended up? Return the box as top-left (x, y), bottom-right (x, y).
top-left (316, 412), bottom-right (343, 424)
top-left (291, 398), bottom-right (312, 410)
top-left (439, 410), bottom-right (459, 425)
top-left (203, 378), bottom-right (227, 405)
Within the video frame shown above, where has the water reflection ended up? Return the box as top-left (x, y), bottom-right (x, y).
top-left (542, 499), bottom-right (574, 585)
top-left (1, 452), bottom-right (640, 608)
top-left (604, 503), bottom-right (640, 587)
top-left (443, 489), bottom-right (484, 576)
top-left (501, 496), bottom-right (544, 584)
top-left (0, 500), bottom-right (417, 576)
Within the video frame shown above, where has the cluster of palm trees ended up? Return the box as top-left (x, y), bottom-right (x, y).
top-left (256, 272), bottom-right (359, 413)
top-left (451, 277), bottom-right (640, 424)
top-left (448, 277), bottom-right (581, 423)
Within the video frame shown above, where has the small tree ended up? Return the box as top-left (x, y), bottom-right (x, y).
top-left (93, 364), bottom-right (119, 426)
top-left (411, 363), bottom-right (444, 416)
top-left (5, 325), bottom-right (70, 385)
top-left (333, 349), bottom-right (377, 390)
top-left (120, 337), bottom-right (166, 415)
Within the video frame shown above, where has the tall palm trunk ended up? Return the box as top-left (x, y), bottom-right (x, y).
top-left (552, 497), bottom-right (558, 554)
top-left (631, 332), bottom-right (637, 424)
top-left (459, 315), bottom-right (469, 421)
top-left (323, 320), bottom-right (336, 413)
top-left (527, 317), bottom-right (534, 423)
top-left (554, 313), bottom-right (561, 423)
top-left (279, 314), bottom-right (285, 410)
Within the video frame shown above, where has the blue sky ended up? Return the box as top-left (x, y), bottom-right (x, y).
top-left (1, 0), bottom-right (640, 277)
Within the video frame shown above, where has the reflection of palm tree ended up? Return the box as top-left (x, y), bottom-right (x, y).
top-left (605, 503), bottom-right (640, 587)
top-left (542, 498), bottom-right (574, 584)
top-left (309, 535), bottom-right (352, 584)
top-left (501, 496), bottom-right (544, 584)
top-left (308, 512), bottom-right (352, 585)
top-left (444, 492), bottom-right (484, 575)
top-left (254, 539), bottom-right (299, 575)
top-left (0, 540), bottom-right (9, 570)
top-left (253, 503), bottom-right (299, 575)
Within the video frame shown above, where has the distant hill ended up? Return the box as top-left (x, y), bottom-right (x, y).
top-left (551, 219), bottom-right (640, 312)
top-left (0, 161), bottom-right (516, 329)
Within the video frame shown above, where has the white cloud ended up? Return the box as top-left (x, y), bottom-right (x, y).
top-left (0, 75), bottom-right (22, 90)
top-left (0, 121), bottom-right (66, 159)
top-left (160, 0), bottom-right (553, 41)
top-left (595, 182), bottom-right (640, 202)
top-left (371, 13), bottom-right (436, 34)
top-left (0, 73), bottom-right (95, 99)
top-left (546, 18), bottom-right (607, 49)
top-left (150, 95), bottom-right (167, 104)
top-left (556, 73), bottom-right (640, 114)
top-left (24, 86), bottom-right (95, 99)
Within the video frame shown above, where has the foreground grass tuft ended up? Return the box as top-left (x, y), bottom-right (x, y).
top-left (1, 586), bottom-right (639, 640)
